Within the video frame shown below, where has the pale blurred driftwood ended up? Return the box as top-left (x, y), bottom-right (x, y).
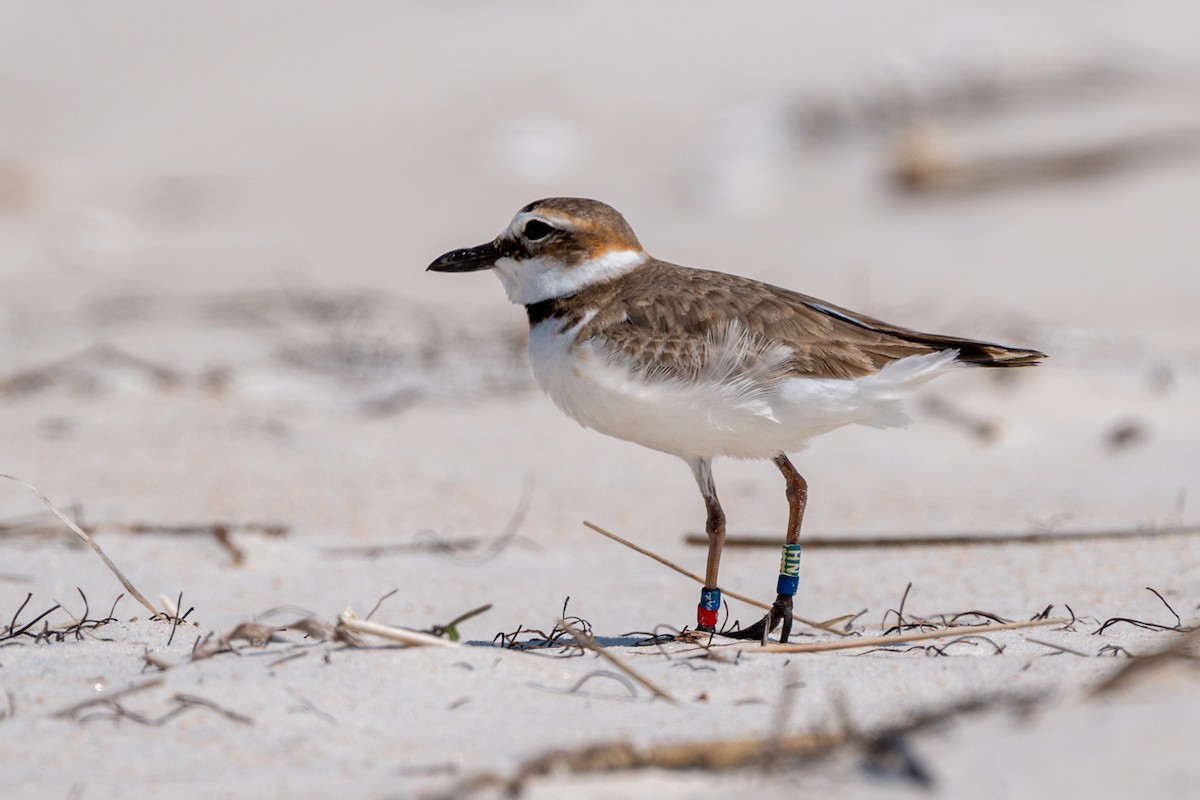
top-left (892, 125), bottom-right (1200, 194)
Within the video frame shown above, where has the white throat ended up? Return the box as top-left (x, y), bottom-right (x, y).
top-left (493, 249), bottom-right (647, 304)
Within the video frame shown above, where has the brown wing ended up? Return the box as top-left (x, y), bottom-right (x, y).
top-left (573, 260), bottom-right (1044, 380)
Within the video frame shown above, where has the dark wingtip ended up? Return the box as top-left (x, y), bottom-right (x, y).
top-left (959, 346), bottom-right (1047, 367)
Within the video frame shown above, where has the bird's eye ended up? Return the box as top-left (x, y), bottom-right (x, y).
top-left (523, 219), bottom-right (555, 241)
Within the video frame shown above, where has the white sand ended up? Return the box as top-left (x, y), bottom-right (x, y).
top-left (1, 3), bottom-right (1199, 798)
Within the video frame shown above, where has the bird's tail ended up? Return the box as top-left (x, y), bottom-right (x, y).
top-left (857, 350), bottom-right (961, 428)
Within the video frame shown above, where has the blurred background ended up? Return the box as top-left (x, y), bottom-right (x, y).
top-left (3, 10), bottom-right (1200, 797)
top-left (1, 2), bottom-right (1198, 552)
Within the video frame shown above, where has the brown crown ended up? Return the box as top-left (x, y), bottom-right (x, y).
top-left (515, 198), bottom-right (644, 264)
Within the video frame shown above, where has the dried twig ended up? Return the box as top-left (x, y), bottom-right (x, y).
top-left (444, 730), bottom-right (845, 798)
top-left (109, 522), bottom-right (287, 565)
top-left (553, 671), bottom-right (639, 700)
top-left (141, 649), bottom-right (172, 672)
top-left (337, 609), bottom-right (458, 648)
top-left (169, 694), bottom-right (253, 725)
top-left (2, 594), bottom-right (60, 643)
top-left (686, 525), bottom-right (1200, 550)
top-left (584, 521), bottom-right (846, 636)
top-left (191, 622), bottom-right (282, 660)
top-left (0, 476), bottom-right (159, 615)
top-left (1094, 587), bottom-right (1193, 635)
top-left (0, 515), bottom-right (286, 567)
top-left (287, 616), bottom-right (362, 646)
top-left (557, 618), bottom-right (676, 704)
top-left (1098, 644), bottom-right (1134, 658)
top-left (436, 691), bottom-right (1035, 798)
top-left (3, 591), bottom-right (124, 645)
top-left (0, 510), bottom-right (75, 540)
top-left (881, 582), bottom-right (916, 635)
top-left (322, 537), bottom-right (484, 558)
top-left (364, 589), bottom-right (398, 621)
top-left (267, 651), bottom-right (310, 669)
top-left (758, 618), bottom-right (1064, 654)
top-left (54, 678), bottom-right (166, 719)
top-left (157, 591), bottom-right (193, 647)
top-left (63, 687), bottom-right (253, 727)
top-left (428, 603), bottom-right (493, 641)
top-left (1027, 638), bottom-right (1091, 657)
top-left (492, 598), bottom-right (592, 656)
top-left (114, 521), bottom-right (288, 537)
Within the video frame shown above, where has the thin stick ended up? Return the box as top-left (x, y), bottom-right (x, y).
top-left (337, 610), bottom-right (458, 648)
top-left (686, 526), bottom-right (1200, 550)
top-left (323, 539), bottom-right (482, 558)
top-left (1027, 638), bottom-right (1090, 657)
top-left (443, 603), bottom-right (493, 630)
top-left (757, 617), bottom-right (1064, 653)
top-left (116, 522), bottom-right (288, 537)
top-left (1, 475), bottom-right (159, 616)
top-left (436, 690), bottom-right (1027, 797)
top-left (558, 618), bottom-right (677, 704)
top-left (54, 677), bottom-right (166, 718)
top-left (171, 694), bottom-right (254, 725)
top-left (583, 521), bottom-right (847, 637)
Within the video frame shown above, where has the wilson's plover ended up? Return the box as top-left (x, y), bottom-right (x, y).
top-left (429, 198), bottom-right (1044, 643)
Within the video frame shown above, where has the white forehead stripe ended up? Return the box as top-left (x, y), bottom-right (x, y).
top-left (493, 249), bottom-right (647, 304)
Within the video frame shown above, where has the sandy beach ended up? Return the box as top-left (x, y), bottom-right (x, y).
top-left (2, 3), bottom-right (1199, 798)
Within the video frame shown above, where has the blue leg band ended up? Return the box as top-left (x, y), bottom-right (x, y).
top-left (777, 544), bottom-right (802, 596)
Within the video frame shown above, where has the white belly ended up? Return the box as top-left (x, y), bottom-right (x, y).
top-left (527, 319), bottom-right (960, 461)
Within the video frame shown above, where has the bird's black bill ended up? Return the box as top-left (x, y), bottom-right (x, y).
top-left (427, 241), bottom-right (502, 273)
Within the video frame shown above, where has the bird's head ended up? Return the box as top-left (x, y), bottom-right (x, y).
top-left (427, 197), bottom-right (647, 304)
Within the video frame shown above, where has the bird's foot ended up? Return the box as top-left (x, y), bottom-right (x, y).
top-left (724, 594), bottom-right (794, 645)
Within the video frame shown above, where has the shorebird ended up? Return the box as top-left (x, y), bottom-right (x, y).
top-left (428, 198), bottom-right (1044, 643)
